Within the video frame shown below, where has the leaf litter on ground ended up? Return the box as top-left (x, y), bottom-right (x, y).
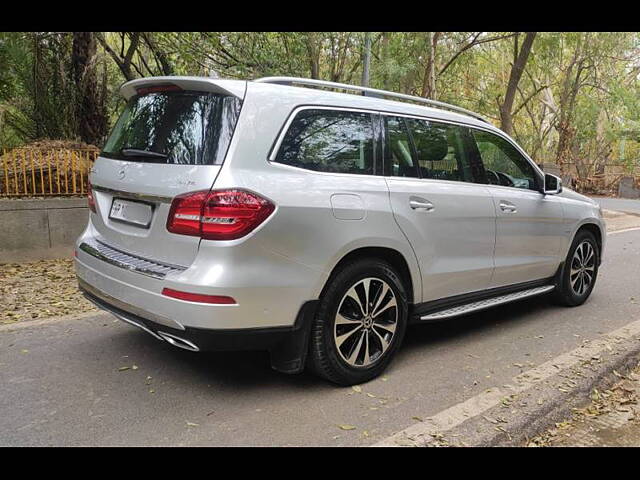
top-left (0, 259), bottom-right (98, 324)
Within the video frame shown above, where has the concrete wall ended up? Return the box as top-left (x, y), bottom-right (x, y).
top-left (0, 198), bottom-right (88, 263)
top-left (618, 176), bottom-right (640, 199)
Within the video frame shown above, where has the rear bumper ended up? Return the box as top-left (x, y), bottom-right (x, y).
top-left (74, 222), bottom-right (324, 331)
top-left (80, 278), bottom-right (317, 373)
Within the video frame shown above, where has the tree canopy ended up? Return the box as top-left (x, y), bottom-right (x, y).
top-left (1, 31), bottom-right (639, 185)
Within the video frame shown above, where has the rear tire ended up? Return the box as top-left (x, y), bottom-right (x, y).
top-left (553, 230), bottom-right (600, 307)
top-left (308, 258), bottom-right (408, 386)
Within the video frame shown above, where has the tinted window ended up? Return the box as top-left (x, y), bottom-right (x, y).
top-left (102, 91), bottom-right (242, 165)
top-left (406, 119), bottom-right (474, 182)
top-left (275, 109), bottom-right (375, 175)
top-left (472, 129), bottom-right (538, 190)
top-left (384, 116), bottom-right (418, 177)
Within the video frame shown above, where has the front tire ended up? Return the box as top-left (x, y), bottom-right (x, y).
top-left (308, 258), bottom-right (408, 386)
top-left (553, 230), bottom-right (600, 306)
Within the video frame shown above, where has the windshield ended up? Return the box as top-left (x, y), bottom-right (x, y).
top-left (102, 90), bottom-right (242, 165)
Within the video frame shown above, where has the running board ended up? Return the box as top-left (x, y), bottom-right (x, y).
top-left (419, 285), bottom-right (555, 321)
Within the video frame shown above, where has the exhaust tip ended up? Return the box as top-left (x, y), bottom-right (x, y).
top-left (157, 331), bottom-right (200, 352)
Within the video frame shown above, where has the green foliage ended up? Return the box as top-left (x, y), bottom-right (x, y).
top-left (0, 33), bottom-right (78, 144)
top-left (1, 30), bottom-right (639, 174)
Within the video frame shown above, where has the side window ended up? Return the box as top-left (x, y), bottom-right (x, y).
top-left (274, 109), bottom-right (375, 175)
top-left (384, 116), bottom-right (418, 177)
top-left (472, 129), bottom-right (538, 191)
top-left (406, 118), bottom-right (475, 183)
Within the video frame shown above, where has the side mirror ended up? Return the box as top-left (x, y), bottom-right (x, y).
top-left (543, 173), bottom-right (562, 195)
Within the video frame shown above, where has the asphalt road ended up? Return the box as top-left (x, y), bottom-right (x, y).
top-left (2, 229), bottom-right (640, 446)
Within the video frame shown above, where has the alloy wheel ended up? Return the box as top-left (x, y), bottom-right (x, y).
top-left (333, 277), bottom-right (398, 368)
top-left (570, 241), bottom-right (596, 296)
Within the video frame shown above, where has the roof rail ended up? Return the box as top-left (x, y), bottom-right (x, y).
top-left (253, 76), bottom-right (491, 124)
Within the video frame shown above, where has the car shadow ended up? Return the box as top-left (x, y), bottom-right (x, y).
top-left (106, 327), bottom-right (326, 392)
top-left (400, 293), bottom-right (557, 354)
top-left (95, 293), bottom-right (559, 391)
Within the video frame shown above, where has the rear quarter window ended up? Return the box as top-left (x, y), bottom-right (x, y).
top-left (273, 109), bottom-right (375, 175)
top-left (102, 90), bottom-right (242, 165)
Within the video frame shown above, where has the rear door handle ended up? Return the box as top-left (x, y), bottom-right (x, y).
top-left (409, 198), bottom-right (434, 212)
top-left (499, 201), bottom-right (517, 213)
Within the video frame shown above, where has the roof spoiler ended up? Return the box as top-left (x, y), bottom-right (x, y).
top-left (119, 76), bottom-right (247, 100)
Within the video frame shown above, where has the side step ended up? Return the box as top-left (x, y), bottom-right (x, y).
top-left (419, 285), bottom-right (555, 321)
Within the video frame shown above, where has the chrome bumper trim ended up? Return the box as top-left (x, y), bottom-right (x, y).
top-left (78, 278), bottom-right (185, 330)
top-left (79, 238), bottom-right (187, 279)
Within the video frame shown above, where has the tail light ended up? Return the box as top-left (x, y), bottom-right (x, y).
top-left (87, 179), bottom-right (96, 213)
top-left (167, 189), bottom-right (275, 241)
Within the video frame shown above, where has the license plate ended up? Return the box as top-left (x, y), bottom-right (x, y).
top-left (109, 198), bottom-right (153, 228)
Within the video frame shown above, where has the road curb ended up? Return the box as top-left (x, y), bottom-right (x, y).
top-left (376, 318), bottom-right (640, 446)
top-left (467, 336), bottom-right (640, 446)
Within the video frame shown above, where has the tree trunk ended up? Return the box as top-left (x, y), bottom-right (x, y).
top-left (499, 32), bottom-right (536, 135)
top-left (421, 32), bottom-right (440, 99)
top-left (143, 32), bottom-right (174, 76)
top-left (96, 32), bottom-right (139, 82)
top-left (381, 32), bottom-right (390, 90)
top-left (361, 32), bottom-right (371, 87)
top-left (305, 33), bottom-right (320, 79)
top-left (72, 32), bottom-right (108, 146)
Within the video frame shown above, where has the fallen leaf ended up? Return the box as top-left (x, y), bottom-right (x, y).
top-left (338, 424), bottom-right (356, 431)
top-left (352, 385), bottom-right (362, 393)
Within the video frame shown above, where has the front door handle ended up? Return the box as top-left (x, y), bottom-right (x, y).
top-left (499, 201), bottom-right (517, 213)
top-left (409, 198), bottom-right (434, 212)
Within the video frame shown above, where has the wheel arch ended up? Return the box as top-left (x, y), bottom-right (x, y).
top-left (574, 221), bottom-right (604, 264)
top-left (320, 246), bottom-right (419, 304)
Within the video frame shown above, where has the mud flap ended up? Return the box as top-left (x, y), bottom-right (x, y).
top-left (269, 300), bottom-right (318, 374)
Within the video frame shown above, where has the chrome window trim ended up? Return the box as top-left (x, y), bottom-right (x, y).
top-left (91, 184), bottom-right (173, 204)
top-left (268, 159), bottom-right (388, 180)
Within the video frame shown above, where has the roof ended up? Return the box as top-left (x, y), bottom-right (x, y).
top-left (118, 75), bottom-right (498, 133)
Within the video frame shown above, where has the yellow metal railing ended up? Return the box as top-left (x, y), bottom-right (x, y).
top-left (0, 148), bottom-right (98, 197)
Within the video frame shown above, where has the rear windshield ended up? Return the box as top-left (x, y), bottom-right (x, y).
top-left (101, 91), bottom-right (242, 165)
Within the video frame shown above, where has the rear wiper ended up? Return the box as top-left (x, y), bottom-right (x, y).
top-left (121, 148), bottom-right (167, 160)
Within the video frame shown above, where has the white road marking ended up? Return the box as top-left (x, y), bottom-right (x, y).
top-left (608, 226), bottom-right (640, 235)
top-left (375, 317), bottom-right (640, 446)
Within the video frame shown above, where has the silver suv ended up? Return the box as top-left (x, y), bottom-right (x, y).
top-left (75, 76), bottom-right (605, 385)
